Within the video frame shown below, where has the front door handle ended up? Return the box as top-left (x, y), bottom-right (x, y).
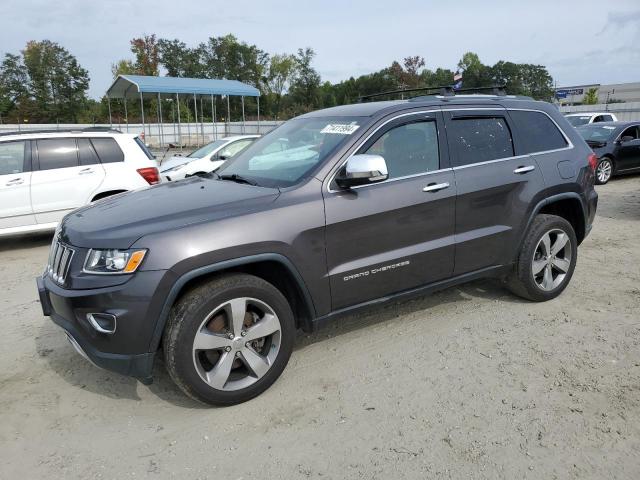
top-left (78, 168), bottom-right (94, 175)
top-left (422, 182), bottom-right (450, 193)
top-left (514, 165), bottom-right (536, 174)
top-left (5, 178), bottom-right (24, 186)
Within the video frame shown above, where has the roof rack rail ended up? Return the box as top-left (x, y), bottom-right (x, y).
top-left (0, 127), bottom-right (123, 138)
top-left (358, 84), bottom-right (508, 103)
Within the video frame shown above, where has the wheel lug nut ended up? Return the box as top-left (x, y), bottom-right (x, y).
top-left (245, 342), bottom-right (250, 348)
top-left (225, 346), bottom-right (231, 352)
top-left (235, 352), bottom-right (240, 357)
top-left (241, 331), bottom-right (247, 337)
top-left (228, 333), bottom-right (234, 339)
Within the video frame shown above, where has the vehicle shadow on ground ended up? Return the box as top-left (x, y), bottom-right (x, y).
top-left (34, 278), bottom-right (522, 409)
top-left (0, 232), bottom-right (53, 252)
top-left (35, 322), bottom-right (206, 409)
top-left (294, 278), bottom-right (526, 350)
top-left (595, 177), bottom-right (640, 221)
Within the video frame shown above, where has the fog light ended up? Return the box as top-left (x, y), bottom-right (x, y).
top-left (86, 313), bottom-right (117, 334)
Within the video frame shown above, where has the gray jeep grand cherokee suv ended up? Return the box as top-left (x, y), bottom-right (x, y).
top-left (37, 92), bottom-right (598, 405)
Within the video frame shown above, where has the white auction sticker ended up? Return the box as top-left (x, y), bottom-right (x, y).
top-left (321, 124), bottom-right (360, 135)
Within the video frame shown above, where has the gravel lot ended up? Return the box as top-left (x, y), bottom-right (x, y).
top-left (1, 176), bottom-right (639, 480)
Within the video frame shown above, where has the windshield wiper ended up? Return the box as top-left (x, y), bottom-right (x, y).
top-left (218, 173), bottom-right (258, 186)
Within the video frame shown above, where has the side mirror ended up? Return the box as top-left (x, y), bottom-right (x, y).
top-left (335, 154), bottom-right (388, 189)
top-left (620, 136), bottom-right (634, 143)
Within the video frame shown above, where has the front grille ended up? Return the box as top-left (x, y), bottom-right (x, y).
top-left (47, 238), bottom-right (75, 285)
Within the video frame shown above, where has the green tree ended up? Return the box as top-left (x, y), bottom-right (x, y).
top-left (130, 34), bottom-right (159, 76)
top-left (21, 40), bottom-right (89, 122)
top-left (0, 53), bottom-right (30, 122)
top-left (289, 48), bottom-right (321, 111)
top-left (111, 59), bottom-right (136, 78)
top-left (265, 53), bottom-right (297, 118)
top-left (157, 39), bottom-right (204, 77)
top-left (583, 87), bottom-right (599, 105)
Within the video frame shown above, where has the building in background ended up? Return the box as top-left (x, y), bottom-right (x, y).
top-left (555, 81), bottom-right (640, 105)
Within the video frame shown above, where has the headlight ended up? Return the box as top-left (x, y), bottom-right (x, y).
top-left (83, 249), bottom-right (147, 274)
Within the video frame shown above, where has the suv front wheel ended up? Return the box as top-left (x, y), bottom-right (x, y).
top-left (163, 273), bottom-right (295, 406)
top-left (508, 214), bottom-right (578, 302)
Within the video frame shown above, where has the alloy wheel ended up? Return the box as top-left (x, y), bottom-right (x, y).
top-left (532, 228), bottom-right (573, 291)
top-left (596, 159), bottom-right (612, 183)
top-left (192, 297), bottom-right (282, 391)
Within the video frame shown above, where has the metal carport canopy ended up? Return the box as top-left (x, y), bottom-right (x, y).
top-left (106, 74), bottom-right (260, 98)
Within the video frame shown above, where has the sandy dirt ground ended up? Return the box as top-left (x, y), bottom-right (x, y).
top-left (1, 177), bottom-right (639, 480)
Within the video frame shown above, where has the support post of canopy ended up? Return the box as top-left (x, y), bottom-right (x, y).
top-left (176, 93), bottom-right (183, 153)
top-left (241, 96), bottom-right (245, 134)
top-left (211, 95), bottom-right (216, 140)
top-left (139, 92), bottom-right (145, 143)
top-left (226, 95), bottom-right (230, 136)
top-left (107, 95), bottom-right (112, 127)
top-left (200, 95), bottom-right (204, 142)
top-left (257, 96), bottom-right (260, 134)
top-left (193, 93), bottom-right (199, 147)
top-left (124, 96), bottom-right (129, 133)
top-left (157, 93), bottom-right (163, 149)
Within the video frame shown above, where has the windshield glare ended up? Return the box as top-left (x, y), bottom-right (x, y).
top-left (576, 124), bottom-right (617, 142)
top-left (566, 115), bottom-right (591, 127)
top-left (217, 116), bottom-right (365, 188)
top-left (188, 140), bottom-right (227, 158)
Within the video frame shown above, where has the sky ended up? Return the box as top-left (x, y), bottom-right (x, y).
top-left (3, 0), bottom-right (640, 99)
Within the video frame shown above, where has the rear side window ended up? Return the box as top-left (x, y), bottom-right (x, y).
top-left (77, 139), bottom-right (101, 165)
top-left (37, 139), bottom-right (78, 170)
top-left (91, 138), bottom-right (124, 163)
top-left (134, 137), bottom-right (155, 160)
top-left (0, 141), bottom-right (27, 175)
top-left (509, 110), bottom-right (568, 154)
top-left (449, 117), bottom-right (514, 166)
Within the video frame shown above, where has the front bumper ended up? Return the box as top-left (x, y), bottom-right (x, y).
top-left (36, 270), bottom-right (169, 383)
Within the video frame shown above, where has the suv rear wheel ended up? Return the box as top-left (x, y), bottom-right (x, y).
top-left (163, 273), bottom-right (295, 406)
top-left (508, 214), bottom-right (577, 301)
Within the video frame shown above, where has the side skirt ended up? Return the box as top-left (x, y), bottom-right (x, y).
top-left (310, 264), bottom-right (512, 331)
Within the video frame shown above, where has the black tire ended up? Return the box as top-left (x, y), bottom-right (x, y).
top-left (163, 273), bottom-right (295, 406)
top-left (595, 157), bottom-right (614, 185)
top-left (507, 214), bottom-right (578, 302)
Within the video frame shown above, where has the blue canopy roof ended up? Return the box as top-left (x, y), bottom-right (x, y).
top-left (107, 75), bottom-right (260, 98)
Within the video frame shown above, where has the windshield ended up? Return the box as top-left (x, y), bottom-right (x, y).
top-left (188, 139), bottom-right (227, 158)
top-left (566, 115), bottom-right (591, 127)
top-left (576, 124), bottom-right (617, 142)
top-left (217, 116), bottom-right (365, 188)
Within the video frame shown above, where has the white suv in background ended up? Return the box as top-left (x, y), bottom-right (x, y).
top-left (565, 112), bottom-right (618, 127)
top-left (0, 129), bottom-right (160, 237)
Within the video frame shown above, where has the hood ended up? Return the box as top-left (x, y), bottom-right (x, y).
top-left (160, 155), bottom-right (194, 172)
top-left (61, 178), bottom-right (279, 248)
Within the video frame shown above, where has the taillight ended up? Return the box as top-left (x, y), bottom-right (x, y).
top-left (587, 153), bottom-right (598, 172)
top-left (137, 167), bottom-right (160, 185)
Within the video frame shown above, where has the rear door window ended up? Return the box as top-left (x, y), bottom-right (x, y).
top-left (448, 116), bottom-right (514, 167)
top-left (91, 138), bottom-right (124, 163)
top-left (36, 138), bottom-right (78, 170)
top-left (508, 110), bottom-right (568, 154)
top-left (620, 126), bottom-right (640, 140)
top-left (77, 139), bottom-right (101, 165)
top-left (0, 141), bottom-right (27, 175)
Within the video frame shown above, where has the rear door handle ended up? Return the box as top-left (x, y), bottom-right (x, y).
top-left (5, 178), bottom-right (24, 186)
top-left (514, 165), bottom-right (535, 174)
top-left (422, 182), bottom-right (450, 193)
top-left (78, 168), bottom-right (94, 175)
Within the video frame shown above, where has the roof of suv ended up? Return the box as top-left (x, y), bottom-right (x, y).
top-left (0, 130), bottom-right (137, 142)
top-left (301, 96), bottom-right (552, 119)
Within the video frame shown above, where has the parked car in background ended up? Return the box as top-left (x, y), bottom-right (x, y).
top-left (0, 129), bottom-right (159, 237)
top-left (576, 121), bottom-right (640, 184)
top-left (37, 92), bottom-right (598, 405)
top-left (160, 135), bottom-right (258, 181)
top-left (565, 112), bottom-right (618, 127)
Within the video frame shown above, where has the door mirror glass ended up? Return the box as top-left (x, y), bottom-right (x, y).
top-left (620, 135), bottom-right (634, 143)
top-left (335, 154), bottom-right (388, 189)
